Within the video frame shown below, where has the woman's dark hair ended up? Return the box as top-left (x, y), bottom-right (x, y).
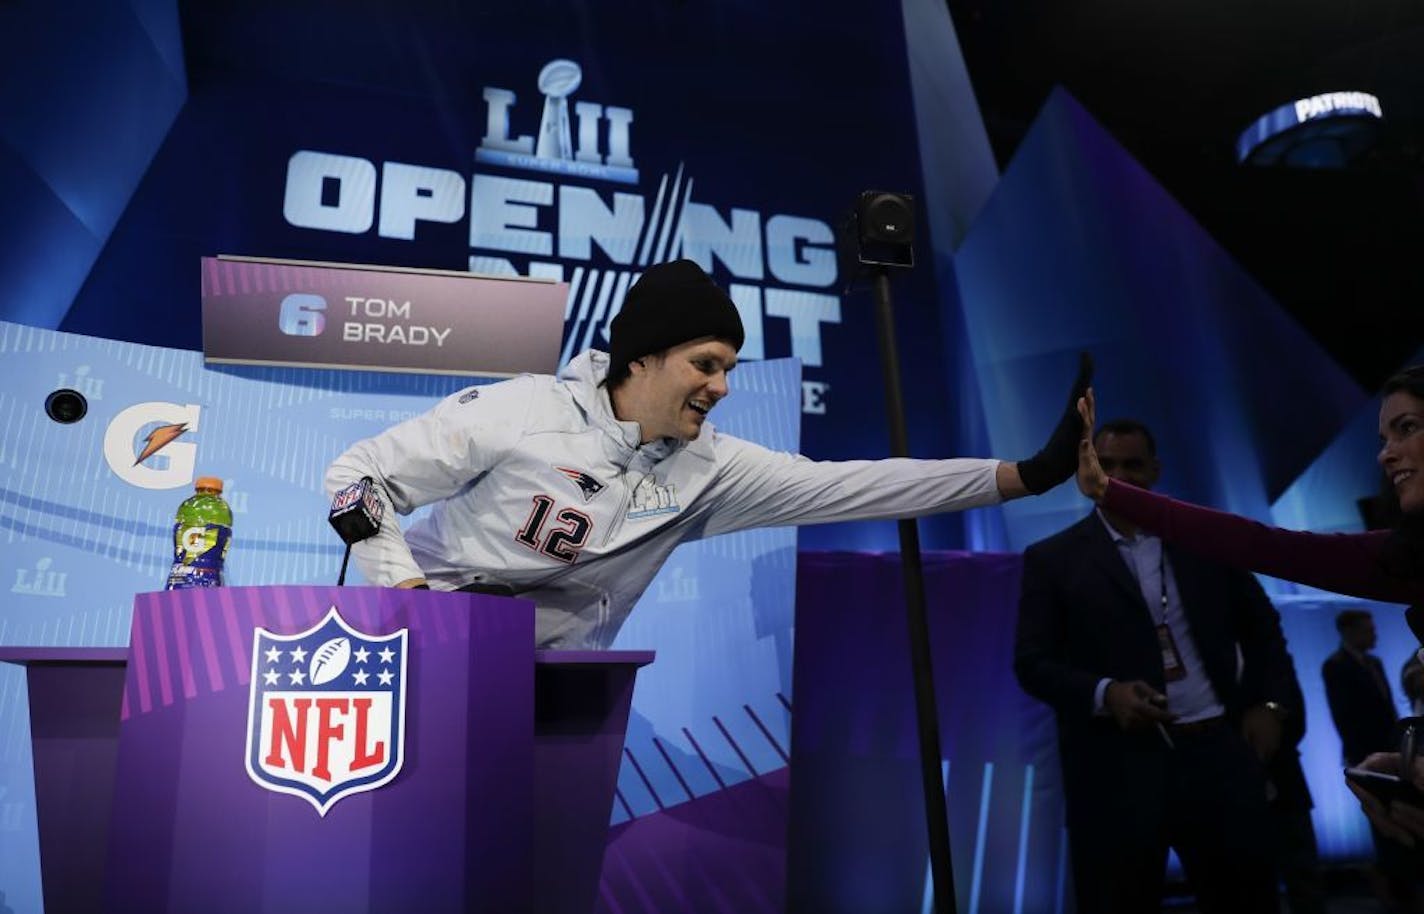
top-left (1383, 365), bottom-right (1424, 401)
top-left (1379, 365), bottom-right (1424, 579)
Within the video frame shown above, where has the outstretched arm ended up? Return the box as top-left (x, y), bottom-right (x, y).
top-left (1075, 390), bottom-right (1417, 604)
top-left (694, 354), bottom-right (1094, 534)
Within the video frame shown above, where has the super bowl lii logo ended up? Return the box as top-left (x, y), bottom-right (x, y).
top-left (476, 58), bottom-right (637, 185)
top-left (282, 57), bottom-right (842, 414)
top-left (244, 606), bottom-right (408, 816)
top-left (11, 557), bottom-right (67, 598)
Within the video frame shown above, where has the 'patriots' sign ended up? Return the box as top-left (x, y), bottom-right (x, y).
top-left (244, 605), bottom-right (409, 816)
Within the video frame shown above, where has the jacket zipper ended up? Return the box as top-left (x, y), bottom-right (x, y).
top-left (600, 446), bottom-right (640, 547)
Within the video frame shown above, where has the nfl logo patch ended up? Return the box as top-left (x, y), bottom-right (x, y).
top-left (244, 605), bottom-right (408, 815)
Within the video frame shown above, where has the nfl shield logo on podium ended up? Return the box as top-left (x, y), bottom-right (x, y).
top-left (244, 605), bottom-right (409, 815)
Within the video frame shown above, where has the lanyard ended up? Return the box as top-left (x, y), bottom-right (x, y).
top-left (1156, 547), bottom-right (1168, 625)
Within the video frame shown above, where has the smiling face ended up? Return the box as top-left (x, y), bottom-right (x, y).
top-left (1378, 390), bottom-right (1424, 515)
top-left (612, 336), bottom-right (738, 442)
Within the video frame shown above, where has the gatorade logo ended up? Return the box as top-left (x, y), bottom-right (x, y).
top-left (180, 525), bottom-right (216, 555)
top-left (104, 402), bottom-right (203, 490)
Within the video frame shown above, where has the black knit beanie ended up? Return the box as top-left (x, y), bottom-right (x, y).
top-left (608, 260), bottom-right (745, 372)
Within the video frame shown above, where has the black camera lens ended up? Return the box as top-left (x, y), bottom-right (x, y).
top-left (44, 389), bottom-right (88, 424)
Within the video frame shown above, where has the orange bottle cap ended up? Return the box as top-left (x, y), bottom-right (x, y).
top-left (195, 476), bottom-right (224, 492)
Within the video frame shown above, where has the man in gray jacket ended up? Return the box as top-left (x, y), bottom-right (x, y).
top-left (327, 259), bottom-right (1087, 648)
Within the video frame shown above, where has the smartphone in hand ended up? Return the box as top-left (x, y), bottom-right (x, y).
top-left (1345, 766), bottom-right (1424, 805)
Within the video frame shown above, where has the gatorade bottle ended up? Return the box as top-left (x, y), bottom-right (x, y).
top-left (165, 476), bottom-right (233, 589)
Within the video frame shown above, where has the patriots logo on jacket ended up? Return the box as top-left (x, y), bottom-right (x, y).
top-left (555, 466), bottom-right (606, 502)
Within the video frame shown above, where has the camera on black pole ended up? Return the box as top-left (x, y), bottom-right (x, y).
top-left (836, 188), bottom-right (960, 914)
top-left (837, 190), bottom-right (915, 290)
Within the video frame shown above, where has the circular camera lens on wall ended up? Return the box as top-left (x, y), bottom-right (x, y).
top-left (45, 388), bottom-right (88, 424)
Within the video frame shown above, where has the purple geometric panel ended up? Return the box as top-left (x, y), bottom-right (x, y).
top-left (788, 550), bottom-right (1059, 914)
top-left (596, 767), bottom-right (789, 914)
top-left (953, 88), bottom-right (1365, 552)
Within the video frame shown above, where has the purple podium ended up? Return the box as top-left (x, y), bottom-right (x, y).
top-left (0, 585), bottom-right (652, 914)
top-left (0, 646), bottom-right (127, 914)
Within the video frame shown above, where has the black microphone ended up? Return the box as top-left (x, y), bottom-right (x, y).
top-left (328, 477), bottom-right (384, 584)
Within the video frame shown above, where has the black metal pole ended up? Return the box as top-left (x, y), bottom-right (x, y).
top-left (871, 268), bottom-right (958, 914)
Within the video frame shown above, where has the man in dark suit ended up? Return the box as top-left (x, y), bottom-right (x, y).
top-left (1324, 610), bottom-right (1398, 767)
top-left (1322, 609), bottom-right (1420, 912)
top-left (1015, 419), bottom-right (1300, 913)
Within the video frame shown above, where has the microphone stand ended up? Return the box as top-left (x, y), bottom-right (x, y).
top-left (337, 544), bottom-right (354, 586)
top-left (871, 267), bottom-right (958, 914)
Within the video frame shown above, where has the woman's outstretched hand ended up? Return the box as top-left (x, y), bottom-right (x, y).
top-left (1077, 389), bottom-right (1108, 502)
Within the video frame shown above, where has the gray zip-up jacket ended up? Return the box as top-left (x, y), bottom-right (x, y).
top-left (325, 350), bottom-right (1002, 648)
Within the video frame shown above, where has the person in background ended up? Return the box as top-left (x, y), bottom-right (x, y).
top-left (1325, 611), bottom-right (1401, 771)
top-left (1072, 371), bottom-right (1424, 851)
top-left (1016, 418), bottom-right (1294, 913)
top-left (1322, 610), bottom-right (1421, 911)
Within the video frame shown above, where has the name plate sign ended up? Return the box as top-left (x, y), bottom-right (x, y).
top-left (201, 256), bottom-right (567, 377)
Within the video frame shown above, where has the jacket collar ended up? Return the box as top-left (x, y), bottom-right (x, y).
top-left (560, 350), bottom-right (717, 464)
top-left (1072, 512), bottom-right (1151, 612)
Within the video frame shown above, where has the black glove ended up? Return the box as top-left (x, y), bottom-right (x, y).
top-left (1017, 352), bottom-right (1093, 495)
